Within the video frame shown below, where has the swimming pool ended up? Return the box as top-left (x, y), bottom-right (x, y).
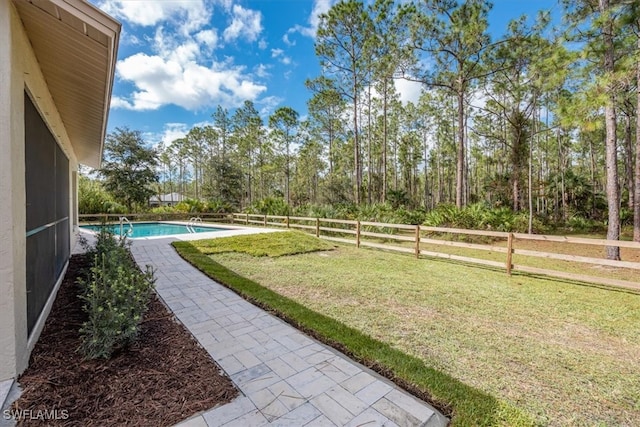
top-left (80, 222), bottom-right (228, 238)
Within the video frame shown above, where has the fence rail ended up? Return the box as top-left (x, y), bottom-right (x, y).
top-left (79, 212), bottom-right (640, 292)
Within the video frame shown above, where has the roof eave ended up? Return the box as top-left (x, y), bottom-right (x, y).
top-left (14, 0), bottom-right (121, 169)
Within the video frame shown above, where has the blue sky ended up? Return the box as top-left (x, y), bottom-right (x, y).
top-left (93, 0), bottom-right (561, 147)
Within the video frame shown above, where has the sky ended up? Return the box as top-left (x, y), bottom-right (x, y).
top-left (92, 0), bottom-right (561, 147)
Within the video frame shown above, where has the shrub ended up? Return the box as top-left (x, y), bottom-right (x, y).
top-left (620, 208), bottom-right (633, 226)
top-left (205, 199), bottom-right (234, 213)
top-left (294, 204), bottom-right (336, 219)
top-left (174, 198), bottom-right (206, 213)
top-left (78, 229), bottom-right (155, 359)
top-left (150, 206), bottom-right (178, 214)
top-left (423, 203), bottom-right (544, 233)
top-left (78, 176), bottom-right (126, 214)
top-left (423, 203), bottom-right (475, 228)
top-left (565, 215), bottom-right (605, 233)
top-left (246, 197), bottom-right (291, 216)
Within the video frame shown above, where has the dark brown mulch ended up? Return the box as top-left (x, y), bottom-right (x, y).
top-left (13, 254), bottom-right (238, 426)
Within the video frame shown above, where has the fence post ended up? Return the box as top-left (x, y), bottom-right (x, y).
top-left (231, 214), bottom-right (234, 224)
top-left (356, 221), bottom-right (361, 248)
top-left (264, 214), bottom-right (267, 227)
top-left (415, 225), bottom-right (420, 259)
top-left (506, 233), bottom-right (514, 275)
top-left (245, 213), bottom-right (249, 225)
top-left (315, 218), bottom-right (320, 237)
top-left (286, 216), bottom-right (290, 228)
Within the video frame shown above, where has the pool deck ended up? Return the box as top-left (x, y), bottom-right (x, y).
top-left (121, 227), bottom-right (448, 427)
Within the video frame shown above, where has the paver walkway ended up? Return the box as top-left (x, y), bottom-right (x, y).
top-left (129, 234), bottom-right (449, 427)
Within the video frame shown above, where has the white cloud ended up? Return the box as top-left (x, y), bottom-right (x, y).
top-left (114, 52), bottom-right (267, 111)
top-left (470, 89), bottom-right (489, 110)
top-left (254, 63), bottom-right (271, 78)
top-left (258, 39), bottom-right (268, 50)
top-left (99, 0), bottom-right (211, 34)
top-left (195, 29), bottom-right (218, 49)
top-left (215, 0), bottom-right (233, 11)
top-left (223, 5), bottom-right (263, 42)
top-left (153, 27), bottom-right (204, 64)
top-left (159, 123), bottom-right (189, 145)
top-left (149, 121), bottom-right (221, 147)
top-left (287, 0), bottom-right (333, 40)
top-left (395, 79), bottom-right (424, 105)
top-left (271, 48), bottom-right (292, 65)
top-left (104, 0), bottom-right (270, 113)
top-left (282, 33), bottom-right (296, 47)
top-left (256, 95), bottom-right (283, 117)
top-left (110, 96), bottom-right (134, 109)
top-left (119, 30), bottom-right (142, 46)
top-left (110, 3), bottom-right (268, 113)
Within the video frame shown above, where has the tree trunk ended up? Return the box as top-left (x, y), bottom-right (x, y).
top-left (512, 179), bottom-right (520, 211)
top-left (383, 84), bottom-right (388, 203)
top-left (456, 88), bottom-right (465, 208)
top-left (601, 0), bottom-right (620, 260)
top-left (624, 114), bottom-right (634, 210)
top-left (635, 33), bottom-right (640, 242)
top-left (424, 129), bottom-right (429, 209)
top-left (588, 137), bottom-right (597, 217)
top-left (353, 76), bottom-right (361, 205)
top-left (328, 125), bottom-right (334, 176)
top-left (529, 107), bottom-right (536, 234)
top-left (605, 102), bottom-right (621, 259)
top-left (557, 128), bottom-right (567, 222)
top-left (286, 141), bottom-right (290, 206)
top-left (367, 84), bottom-right (372, 205)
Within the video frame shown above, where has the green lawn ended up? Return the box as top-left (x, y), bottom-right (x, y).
top-left (175, 231), bottom-right (640, 427)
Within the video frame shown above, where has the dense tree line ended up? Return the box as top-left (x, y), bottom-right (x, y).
top-left (90, 0), bottom-right (640, 252)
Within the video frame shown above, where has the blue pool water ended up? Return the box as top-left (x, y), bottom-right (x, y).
top-left (80, 222), bottom-right (227, 238)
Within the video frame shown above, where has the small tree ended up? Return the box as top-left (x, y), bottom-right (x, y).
top-left (100, 127), bottom-right (159, 211)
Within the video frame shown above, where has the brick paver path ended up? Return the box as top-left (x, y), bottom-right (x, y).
top-left (129, 233), bottom-right (449, 427)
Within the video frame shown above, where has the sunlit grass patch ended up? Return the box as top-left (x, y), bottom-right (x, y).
top-left (190, 230), bottom-right (335, 257)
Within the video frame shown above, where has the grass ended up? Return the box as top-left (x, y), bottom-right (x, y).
top-left (419, 236), bottom-right (640, 283)
top-left (192, 230), bottom-right (334, 257)
top-left (176, 232), bottom-right (640, 427)
top-left (339, 229), bottom-right (640, 284)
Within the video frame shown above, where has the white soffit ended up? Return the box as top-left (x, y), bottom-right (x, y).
top-left (13, 0), bottom-right (120, 168)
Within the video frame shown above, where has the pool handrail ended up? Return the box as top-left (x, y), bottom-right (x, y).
top-left (187, 216), bottom-right (202, 233)
top-left (119, 216), bottom-right (133, 237)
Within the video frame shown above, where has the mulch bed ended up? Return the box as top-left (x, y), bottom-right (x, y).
top-left (13, 254), bottom-right (238, 426)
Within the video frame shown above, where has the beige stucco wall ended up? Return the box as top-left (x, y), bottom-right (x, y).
top-left (0, 0), bottom-right (80, 382)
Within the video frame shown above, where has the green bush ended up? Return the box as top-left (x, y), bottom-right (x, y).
top-left (620, 207), bottom-right (633, 226)
top-left (565, 215), bottom-right (605, 233)
top-left (149, 206), bottom-right (177, 214)
top-left (246, 197), bottom-right (291, 216)
top-left (78, 229), bottom-right (155, 359)
top-left (174, 198), bottom-right (206, 213)
top-left (205, 199), bottom-right (234, 213)
top-left (78, 176), bottom-right (126, 214)
top-left (423, 203), bottom-right (545, 233)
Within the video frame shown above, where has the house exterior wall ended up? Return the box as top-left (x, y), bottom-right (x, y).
top-left (0, 0), bottom-right (80, 382)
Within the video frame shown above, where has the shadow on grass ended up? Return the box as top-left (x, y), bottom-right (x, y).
top-left (172, 241), bottom-right (537, 427)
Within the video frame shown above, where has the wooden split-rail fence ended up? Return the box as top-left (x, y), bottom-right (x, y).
top-left (79, 212), bottom-right (640, 292)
